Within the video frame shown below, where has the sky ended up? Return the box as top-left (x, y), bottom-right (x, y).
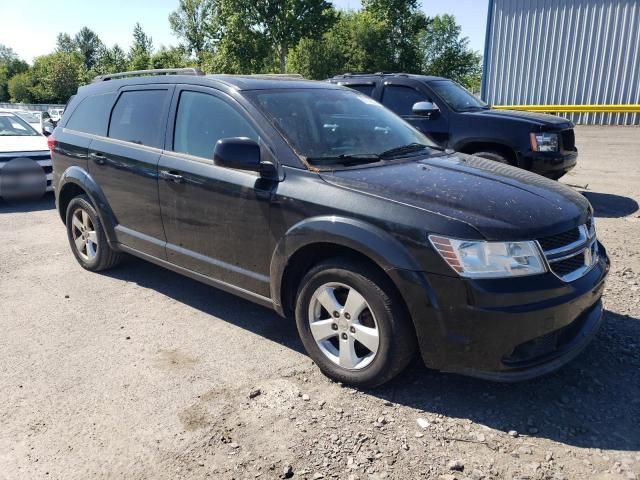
top-left (0, 0), bottom-right (488, 63)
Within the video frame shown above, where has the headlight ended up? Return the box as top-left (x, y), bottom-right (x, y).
top-left (530, 132), bottom-right (559, 152)
top-left (429, 236), bottom-right (547, 278)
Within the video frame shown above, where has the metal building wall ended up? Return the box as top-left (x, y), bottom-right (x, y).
top-left (481, 0), bottom-right (640, 125)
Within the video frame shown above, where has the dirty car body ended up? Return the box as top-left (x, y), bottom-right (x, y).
top-left (51, 73), bottom-right (608, 385)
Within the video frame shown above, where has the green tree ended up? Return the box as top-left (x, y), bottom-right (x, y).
top-left (203, 0), bottom-right (275, 74)
top-left (362, 0), bottom-right (428, 72)
top-left (420, 14), bottom-right (482, 90)
top-left (93, 44), bottom-right (128, 76)
top-left (169, 0), bottom-right (216, 62)
top-left (56, 33), bottom-right (76, 54)
top-left (29, 52), bottom-right (84, 103)
top-left (150, 46), bottom-right (192, 69)
top-left (251, 0), bottom-right (336, 73)
top-left (74, 27), bottom-right (103, 70)
top-left (7, 71), bottom-right (35, 103)
top-left (128, 23), bottom-right (154, 70)
top-left (287, 10), bottom-right (389, 79)
top-left (0, 45), bottom-right (29, 101)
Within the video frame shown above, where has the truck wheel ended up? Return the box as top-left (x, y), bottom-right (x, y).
top-left (473, 151), bottom-right (510, 164)
top-left (66, 195), bottom-right (122, 272)
top-left (295, 258), bottom-right (416, 388)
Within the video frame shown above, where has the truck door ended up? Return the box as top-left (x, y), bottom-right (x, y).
top-left (380, 80), bottom-right (450, 146)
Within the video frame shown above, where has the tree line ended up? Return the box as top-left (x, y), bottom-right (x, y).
top-left (0, 0), bottom-right (481, 105)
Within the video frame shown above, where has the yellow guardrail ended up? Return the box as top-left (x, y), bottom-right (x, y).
top-left (493, 104), bottom-right (640, 113)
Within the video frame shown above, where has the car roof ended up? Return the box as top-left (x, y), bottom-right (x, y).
top-left (77, 73), bottom-right (342, 97)
top-left (330, 73), bottom-right (447, 83)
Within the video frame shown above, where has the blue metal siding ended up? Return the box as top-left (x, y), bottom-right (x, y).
top-left (483, 0), bottom-right (640, 125)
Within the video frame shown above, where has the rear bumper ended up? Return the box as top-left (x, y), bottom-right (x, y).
top-left (388, 243), bottom-right (609, 381)
top-left (519, 150), bottom-right (577, 178)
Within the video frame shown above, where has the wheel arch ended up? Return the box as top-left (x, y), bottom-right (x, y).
top-left (270, 216), bottom-right (422, 318)
top-left (456, 140), bottom-right (518, 165)
top-left (57, 166), bottom-right (118, 244)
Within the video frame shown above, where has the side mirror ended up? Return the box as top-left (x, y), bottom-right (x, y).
top-left (412, 101), bottom-right (439, 117)
top-left (214, 137), bottom-right (262, 172)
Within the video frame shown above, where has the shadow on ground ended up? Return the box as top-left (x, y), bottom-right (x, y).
top-left (105, 256), bottom-right (640, 452)
top-left (0, 192), bottom-right (55, 213)
top-left (581, 191), bottom-right (639, 218)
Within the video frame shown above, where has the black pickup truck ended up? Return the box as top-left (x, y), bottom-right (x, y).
top-left (329, 73), bottom-right (578, 179)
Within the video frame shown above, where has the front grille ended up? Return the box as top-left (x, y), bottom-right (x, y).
top-left (538, 228), bottom-right (580, 251)
top-left (537, 217), bottom-right (597, 282)
top-left (561, 129), bottom-right (576, 151)
top-left (551, 252), bottom-right (586, 277)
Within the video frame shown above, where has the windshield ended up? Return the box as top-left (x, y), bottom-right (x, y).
top-left (0, 114), bottom-right (40, 136)
top-left (14, 111), bottom-right (41, 123)
top-left (248, 88), bottom-right (437, 167)
top-left (429, 80), bottom-right (488, 112)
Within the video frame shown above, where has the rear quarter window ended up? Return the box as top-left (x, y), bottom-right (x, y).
top-left (65, 93), bottom-right (115, 136)
top-left (108, 90), bottom-right (168, 148)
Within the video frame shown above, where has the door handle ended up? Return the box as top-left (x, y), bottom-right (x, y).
top-left (159, 170), bottom-right (184, 183)
top-left (89, 152), bottom-right (106, 165)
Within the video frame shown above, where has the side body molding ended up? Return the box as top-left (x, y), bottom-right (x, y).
top-left (57, 166), bottom-right (119, 246)
top-left (270, 215), bottom-right (423, 315)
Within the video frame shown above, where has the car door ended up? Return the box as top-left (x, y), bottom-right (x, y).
top-left (380, 81), bottom-right (450, 146)
top-left (157, 86), bottom-right (276, 297)
top-left (88, 85), bottom-right (174, 258)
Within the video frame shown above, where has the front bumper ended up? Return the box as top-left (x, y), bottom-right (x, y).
top-left (519, 149), bottom-right (577, 178)
top-left (388, 243), bottom-right (609, 381)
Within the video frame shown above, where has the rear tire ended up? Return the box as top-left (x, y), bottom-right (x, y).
top-left (66, 195), bottom-right (122, 272)
top-left (295, 258), bottom-right (416, 388)
top-left (473, 150), bottom-right (510, 164)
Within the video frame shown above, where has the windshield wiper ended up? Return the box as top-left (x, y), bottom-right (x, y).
top-left (307, 153), bottom-right (381, 167)
top-left (379, 143), bottom-right (430, 159)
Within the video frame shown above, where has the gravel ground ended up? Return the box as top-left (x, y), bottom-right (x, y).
top-left (0, 126), bottom-right (639, 480)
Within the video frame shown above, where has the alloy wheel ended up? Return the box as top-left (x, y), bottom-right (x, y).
top-left (71, 208), bottom-right (98, 261)
top-left (308, 282), bottom-right (380, 370)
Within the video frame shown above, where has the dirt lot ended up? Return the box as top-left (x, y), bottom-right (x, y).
top-left (0, 126), bottom-right (639, 480)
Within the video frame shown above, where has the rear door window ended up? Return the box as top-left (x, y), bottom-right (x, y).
top-left (65, 93), bottom-right (115, 136)
top-left (108, 90), bottom-right (168, 148)
top-left (173, 90), bottom-right (258, 159)
top-left (381, 85), bottom-right (428, 116)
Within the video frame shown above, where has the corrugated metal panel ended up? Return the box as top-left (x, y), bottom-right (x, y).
top-left (482, 0), bottom-right (640, 125)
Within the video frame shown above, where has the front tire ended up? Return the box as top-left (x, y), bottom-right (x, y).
top-left (66, 195), bottom-right (122, 271)
top-left (295, 258), bottom-right (416, 388)
top-left (473, 150), bottom-right (510, 164)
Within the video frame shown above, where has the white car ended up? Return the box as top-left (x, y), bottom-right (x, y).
top-left (0, 112), bottom-right (53, 199)
top-left (48, 108), bottom-right (64, 122)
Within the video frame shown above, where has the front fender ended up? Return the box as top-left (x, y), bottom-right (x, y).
top-left (58, 166), bottom-right (118, 245)
top-left (270, 215), bottom-right (423, 314)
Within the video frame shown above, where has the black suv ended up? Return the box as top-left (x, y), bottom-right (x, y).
top-left (51, 69), bottom-right (608, 387)
top-left (329, 73), bottom-right (578, 179)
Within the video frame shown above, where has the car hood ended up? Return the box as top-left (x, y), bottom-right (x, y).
top-left (319, 152), bottom-right (590, 241)
top-left (466, 108), bottom-right (573, 129)
top-left (0, 135), bottom-right (48, 154)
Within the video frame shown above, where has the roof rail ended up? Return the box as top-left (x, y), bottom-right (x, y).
top-left (248, 73), bottom-right (304, 79)
top-left (336, 72), bottom-right (411, 78)
top-left (92, 68), bottom-right (205, 83)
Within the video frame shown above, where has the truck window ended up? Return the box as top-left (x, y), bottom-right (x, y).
top-left (108, 90), bottom-right (168, 148)
top-left (381, 86), bottom-right (428, 116)
top-left (346, 84), bottom-right (376, 97)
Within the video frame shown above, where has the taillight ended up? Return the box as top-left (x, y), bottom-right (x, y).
top-left (47, 134), bottom-right (56, 152)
